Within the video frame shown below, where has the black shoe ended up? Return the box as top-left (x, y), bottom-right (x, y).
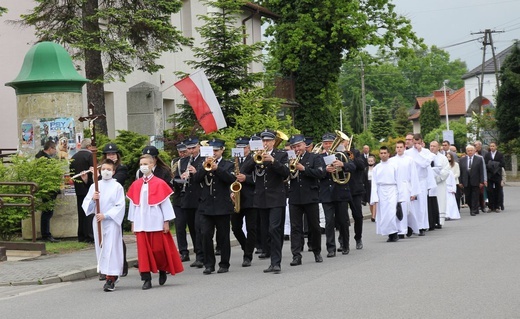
top-left (255, 249), bottom-right (263, 255)
top-left (406, 227), bottom-right (413, 237)
top-left (398, 235), bottom-right (405, 239)
top-left (435, 224), bottom-right (442, 229)
top-left (307, 247), bottom-right (313, 252)
top-left (356, 240), bottom-right (363, 250)
top-left (44, 236), bottom-right (60, 243)
top-left (428, 227), bottom-right (435, 231)
top-left (284, 235), bottom-right (290, 241)
top-left (470, 212), bottom-right (476, 216)
top-left (419, 229), bottom-right (426, 236)
top-left (327, 251), bottom-right (336, 258)
top-left (180, 254), bottom-right (190, 262)
top-left (215, 249), bottom-right (221, 256)
top-left (242, 258), bottom-right (252, 267)
top-left (387, 234), bottom-right (399, 242)
top-left (342, 246), bottom-right (350, 255)
top-left (159, 271), bottom-right (167, 285)
top-left (258, 253), bottom-right (270, 259)
top-left (142, 280), bottom-right (152, 290)
top-left (314, 253), bottom-right (323, 263)
top-left (103, 279), bottom-right (115, 292)
top-left (264, 265), bottom-right (281, 274)
top-left (190, 260), bottom-right (204, 268)
top-left (320, 227), bottom-right (326, 234)
top-left (203, 267), bottom-right (215, 275)
top-left (290, 257), bottom-right (302, 266)
top-left (337, 246), bottom-right (343, 252)
top-left (371, 217), bottom-right (376, 222)
top-left (217, 267), bottom-right (229, 274)
top-left (133, 263), bottom-right (139, 268)
top-left (99, 274), bottom-right (106, 281)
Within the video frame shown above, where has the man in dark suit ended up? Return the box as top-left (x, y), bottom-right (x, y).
top-left (241, 129), bottom-right (290, 274)
top-left (179, 137), bottom-right (205, 268)
top-left (318, 133), bottom-right (356, 257)
top-left (287, 134), bottom-right (326, 266)
top-left (70, 138), bottom-right (94, 243)
top-left (231, 136), bottom-right (258, 267)
top-left (484, 142), bottom-right (505, 212)
top-left (459, 145), bottom-right (486, 216)
top-left (342, 139), bottom-right (367, 249)
top-left (172, 143), bottom-right (191, 262)
top-left (192, 139), bottom-right (235, 274)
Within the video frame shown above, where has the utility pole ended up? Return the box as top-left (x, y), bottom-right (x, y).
top-left (471, 29), bottom-right (504, 113)
top-left (360, 58), bottom-right (367, 131)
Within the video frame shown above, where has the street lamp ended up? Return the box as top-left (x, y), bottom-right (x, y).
top-left (443, 80), bottom-right (450, 130)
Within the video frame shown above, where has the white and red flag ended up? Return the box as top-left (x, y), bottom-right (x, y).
top-left (174, 70), bottom-right (227, 133)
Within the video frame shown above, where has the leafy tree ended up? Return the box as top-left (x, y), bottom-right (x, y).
top-left (370, 106), bottom-right (395, 141)
top-left (262, 0), bottom-right (423, 139)
top-left (398, 46), bottom-right (467, 98)
top-left (467, 108), bottom-right (498, 143)
top-left (496, 42), bottom-right (520, 144)
top-left (21, 0), bottom-right (191, 135)
top-left (424, 118), bottom-right (468, 152)
top-left (419, 99), bottom-right (441, 136)
top-left (394, 105), bottom-right (413, 136)
top-left (217, 87), bottom-right (298, 157)
top-left (185, 0), bottom-right (264, 127)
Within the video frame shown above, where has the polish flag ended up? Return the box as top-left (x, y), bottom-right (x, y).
top-left (174, 70), bottom-right (227, 133)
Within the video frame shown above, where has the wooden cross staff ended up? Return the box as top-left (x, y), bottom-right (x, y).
top-left (79, 103), bottom-right (106, 247)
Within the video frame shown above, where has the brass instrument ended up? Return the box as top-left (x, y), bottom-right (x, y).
top-left (253, 147), bottom-right (267, 164)
top-left (273, 130), bottom-right (289, 149)
top-left (203, 157), bottom-right (215, 171)
top-left (171, 158), bottom-right (180, 174)
top-left (230, 156), bottom-right (242, 213)
top-left (289, 153), bottom-right (302, 178)
top-left (330, 130), bottom-right (351, 185)
top-left (311, 142), bottom-right (323, 154)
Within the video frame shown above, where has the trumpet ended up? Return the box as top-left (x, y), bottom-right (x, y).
top-left (253, 147), bottom-right (267, 164)
top-left (230, 156), bottom-right (242, 213)
top-left (289, 154), bottom-right (301, 174)
top-left (203, 157), bottom-right (215, 171)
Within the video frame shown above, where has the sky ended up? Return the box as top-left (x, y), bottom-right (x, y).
top-left (391, 0), bottom-right (520, 70)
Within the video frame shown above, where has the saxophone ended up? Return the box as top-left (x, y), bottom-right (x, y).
top-left (230, 156), bottom-right (242, 213)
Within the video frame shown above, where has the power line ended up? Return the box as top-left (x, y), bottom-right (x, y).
top-left (439, 38), bottom-right (482, 49)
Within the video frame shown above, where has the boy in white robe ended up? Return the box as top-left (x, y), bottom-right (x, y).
top-left (82, 159), bottom-right (125, 292)
top-left (371, 146), bottom-right (403, 242)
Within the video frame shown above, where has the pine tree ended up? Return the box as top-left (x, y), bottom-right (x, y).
top-left (186, 0), bottom-right (264, 127)
top-left (496, 42), bottom-right (520, 144)
top-left (394, 106), bottom-right (413, 136)
top-left (419, 99), bottom-right (441, 136)
top-left (370, 107), bottom-right (395, 141)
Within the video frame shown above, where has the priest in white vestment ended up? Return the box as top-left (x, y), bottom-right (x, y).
top-left (429, 141), bottom-right (451, 227)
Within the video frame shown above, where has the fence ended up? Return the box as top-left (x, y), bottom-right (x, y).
top-left (0, 182), bottom-right (39, 242)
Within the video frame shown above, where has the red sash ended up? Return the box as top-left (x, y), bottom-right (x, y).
top-left (126, 176), bottom-right (173, 206)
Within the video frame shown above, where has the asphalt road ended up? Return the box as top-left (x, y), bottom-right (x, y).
top-left (1, 186), bottom-right (519, 319)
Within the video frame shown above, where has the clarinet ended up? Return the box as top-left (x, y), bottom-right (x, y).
top-left (181, 155), bottom-right (192, 193)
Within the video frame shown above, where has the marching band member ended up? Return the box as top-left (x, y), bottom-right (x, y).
top-left (241, 129), bottom-right (290, 274)
top-left (192, 139), bottom-right (235, 274)
top-left (171, 143), bottom-right (191, 262)
top-left (230, 136), bottom-right (258, 267)
top-left (179, 137), bottom-right (205, 268)
top-left (287, 134), bottom-right (326, 266)
top-left (318, 133), bottom-right (356, 256)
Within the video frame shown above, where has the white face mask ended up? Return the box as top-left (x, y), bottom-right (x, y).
top-left (140, 165), bottom-right (151, 175)
top-left (101, 169), bottom-right (113, 180)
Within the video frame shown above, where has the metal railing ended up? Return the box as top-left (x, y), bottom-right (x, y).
top-left (0, 182), bottom-right (39, 242)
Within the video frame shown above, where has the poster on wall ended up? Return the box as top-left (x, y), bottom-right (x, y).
top-left (21, 121), bottom-right (35, 149)
top-left (40, 117), bottom-right (77, 159)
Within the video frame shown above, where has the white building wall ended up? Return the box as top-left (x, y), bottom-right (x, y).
top-left (463, 75), bottom-right (497, 109)
top-left (1, 0), bottom-right (266, 147)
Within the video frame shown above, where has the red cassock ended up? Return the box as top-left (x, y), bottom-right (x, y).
top-left (127, 176), bottom-right (184, 275)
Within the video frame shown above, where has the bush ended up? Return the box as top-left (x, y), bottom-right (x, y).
top-left (0, 155), bottom-right (65, 240)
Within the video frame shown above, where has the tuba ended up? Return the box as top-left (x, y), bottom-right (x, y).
top-left (230, 156), bottom-right (242, 213)
top-left (330, 130), bottom-right (351, 185)
top-left (311, 142), bottom-right (323, 154)
top-left (273, 130), bottom-right (289, 149)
